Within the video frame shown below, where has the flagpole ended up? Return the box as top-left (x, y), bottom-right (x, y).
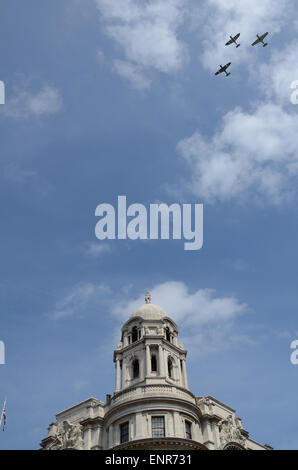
top-left (0, 398), bottom-right (7, 428)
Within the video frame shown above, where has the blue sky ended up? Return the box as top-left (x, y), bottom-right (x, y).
top-left (1, 0), bottom-right (298, 449)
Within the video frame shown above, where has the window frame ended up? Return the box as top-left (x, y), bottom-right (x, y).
top-left (120, 421), bottom-right (130, 444)
top-left (152, 416), bottom-right (166, 438)
top-left (185, 420), bottom-right (192, 440)
top-left (151, 354), bottom-right (157, 372)
top-left (132, 358), bottom-right (139, 379)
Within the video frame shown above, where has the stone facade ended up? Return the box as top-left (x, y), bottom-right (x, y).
top-left (40, 294), bottom-right (272, 451)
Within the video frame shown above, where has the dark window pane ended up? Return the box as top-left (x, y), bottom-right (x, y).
top-left (168, 359), bottom-right (173, 378)
top-left (166, 327), bottom-right (171, 342)
top-left (185, 421), bottom-right (192, 440)
top-left (132, 327), bottom-right (138, 343)
top-left (120, 422), bottom-right (129, 443)
top-left (151, 355), bottom-right (157, 372)
top-left (133, 359), bottom-right (139, 378)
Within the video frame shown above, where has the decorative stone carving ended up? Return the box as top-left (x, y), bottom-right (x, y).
top-left (46, 420), bottom-right (84, 450)
top-left (198, 397), bottom-right (215, 414)
top-left (218, 415), bottom-right (246, 448)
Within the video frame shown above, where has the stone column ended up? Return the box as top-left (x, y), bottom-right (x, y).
top-left (135, 412), bottom-right (143, 440)
top-left (203, 420), bottom-right (215, 449)
top-left (146, 344), bottom-right (151, 377)
top-left (164, 349), bottom-right (168, 377)
top-left (121, 359), bottom-right (126, 388)
top-left (115, 359), bottom-right (121, 392)
top-left (182, 359), bottom-right (188, 389)
top-left (214, 423), bottom-right (221, 448)
top-left (87, 427), bottom-right (92, 449)
top-left (178, 358), bottom-right (183, 386)
top-left (158, 344), bottom-right (164, 376)
top-left (109, 423), bottom-right (114, 448)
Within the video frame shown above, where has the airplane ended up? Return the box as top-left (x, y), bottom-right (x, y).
top-left (215, 62), bottom-right (231, 77)
top-left (225, 33), bottom-right (240, 48)
top-left (251, 32), bottom-right (269, 47)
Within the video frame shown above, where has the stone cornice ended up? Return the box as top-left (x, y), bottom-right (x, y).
top-left (112, 437), bottom-right (208, 451)
top-left (112, 383), bottom-right (196, 401)
top-left (56, 398), bottom-right (104, 418)
top-left (104, 395), bottom-right (202, 423)
top-left (80, 416), bottom-right (104, 427)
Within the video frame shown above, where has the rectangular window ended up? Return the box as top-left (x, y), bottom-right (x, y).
top-left (152, 416), bottom-right (165, 438)
top-left (185, 421), bottom-right (192, 440)
top-left (120, 422), bottom-right (129, 443)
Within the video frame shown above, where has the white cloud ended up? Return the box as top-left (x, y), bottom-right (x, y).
top-left (86, 242), bottom-right (113, 258)
top-left (258, 40), bottom-right (298, 104)
top-left (196, 0), bottom-right (293, 71)
top-left (50, 283), bottom-right (111, 320)
top-left (95, 0), bottom-right (188, 87)
top-left (50, 280), bottom-right (249, 355)
top-left (175, 6), bottom-right (298, 206)
top-left (112, 281), bottom-right (247, 326)
top-left (112, 281), bottom-right (248, 356)
top-left (178, 103), bottom-right (298, 204)
top-left (113, 60), bottom-right (152, 89)
top-left (2, 84), bottom-right (63, 119)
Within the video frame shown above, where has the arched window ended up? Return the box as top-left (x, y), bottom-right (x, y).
top-left (165, 327), bottom-right (171, 342)
top-left (132, 326), bottom-right (138, 343)
top-left (168, 358), bottom-right (173, 378)
top-left (132, 359), bottom-right (139, 379)
top-left (151, 354), bottom-right (157, 372)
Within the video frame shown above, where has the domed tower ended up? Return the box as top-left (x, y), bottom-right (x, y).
top-left (40, 293), bottom-right (270, 451)
top-left (105, 293), bottom-right (205, 450)
top-left (114, 292), bottom-right (189, 393)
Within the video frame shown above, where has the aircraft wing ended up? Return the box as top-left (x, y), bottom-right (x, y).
top-left (251, 37), bottom-right (261, 46)
top-left (225, 33), bottom-right (240, 46)
top-left (252, 32), bottom-right (269, 46)
top-left (215, 63), bottom-right (230, 75)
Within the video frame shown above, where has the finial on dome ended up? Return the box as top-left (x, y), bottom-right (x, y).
top-left (145, 292), bottom-right (151, 304)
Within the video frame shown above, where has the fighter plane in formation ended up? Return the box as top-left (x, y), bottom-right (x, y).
top-left (225, 33), bottom-right (240, 48)
top-left (215, 32), bottom-right (270, 77)
top-left (251, 32), bottom-right (269, 47)
top-left (215, 62), bottom-right (231, 77)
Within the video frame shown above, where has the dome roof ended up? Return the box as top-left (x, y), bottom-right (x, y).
top-left (131, 303), bottom-right (166, 320)
top-left (130, 292), bottom-right (166, 320)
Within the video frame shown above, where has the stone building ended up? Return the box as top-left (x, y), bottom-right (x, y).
top-left (40, 293), bottom-right (272, 451)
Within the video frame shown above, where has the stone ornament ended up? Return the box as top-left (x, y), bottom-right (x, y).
top-left (218, 415), bottom-right (246, 448)
top-left (47, 420), bottom-right (84, 450)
